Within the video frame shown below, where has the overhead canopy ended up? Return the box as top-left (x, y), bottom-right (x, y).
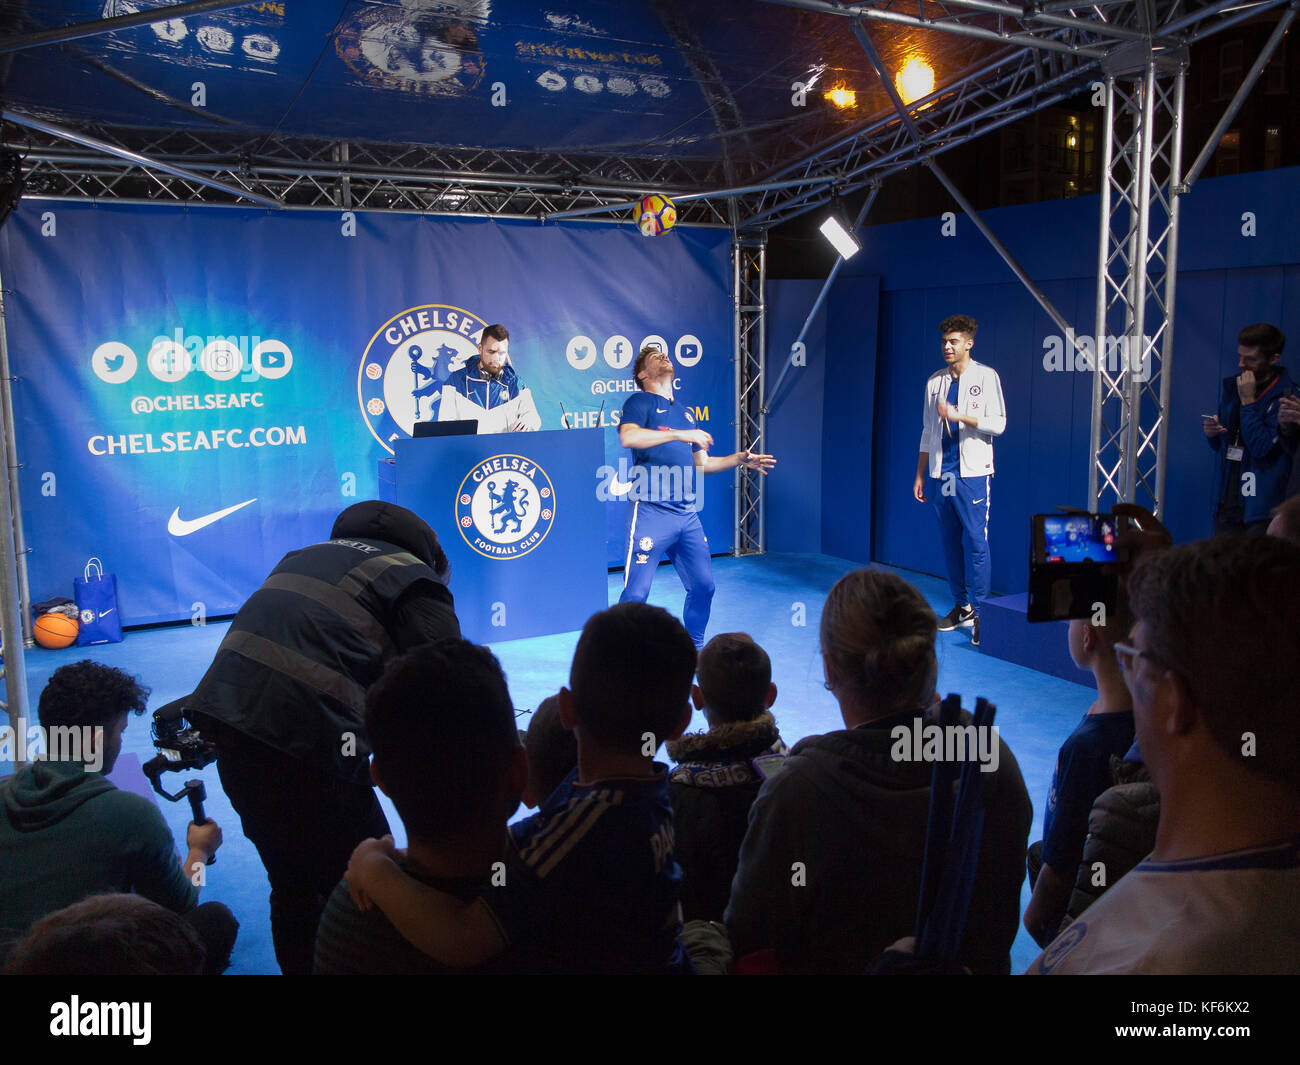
top-left (0, 1), bottom-right (1284, 226)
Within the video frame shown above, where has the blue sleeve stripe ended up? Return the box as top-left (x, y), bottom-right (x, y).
top-left (516, 788), bottom-right (625, 878)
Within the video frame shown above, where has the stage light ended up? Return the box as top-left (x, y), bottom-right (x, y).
top-left (819, 204), bottom-right (861, 261)
top-left (894, 58), bottom-right (934, 105)
top-left (825, 86), bottom-right (856, 109)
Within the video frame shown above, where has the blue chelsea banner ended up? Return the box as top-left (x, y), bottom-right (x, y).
top-left (0, 202), bottom-right (733, 626)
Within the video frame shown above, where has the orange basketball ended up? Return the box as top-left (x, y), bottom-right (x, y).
top-left (33, 612), bottom-right (79, 649)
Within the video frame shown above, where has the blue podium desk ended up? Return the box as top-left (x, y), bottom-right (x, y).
top-left (382, 429), bottom-right (608, 642)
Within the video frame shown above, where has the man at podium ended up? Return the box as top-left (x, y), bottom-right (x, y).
top-left (438, 323), bottom-right (542, 432)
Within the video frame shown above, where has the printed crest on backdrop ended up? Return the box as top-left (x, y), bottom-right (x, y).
top-left (334, 1), bottom-right (487, 96)
top-left (358, 304), bottom-right (489, 453)
top-left (456, 454), bottom-right (555, 560)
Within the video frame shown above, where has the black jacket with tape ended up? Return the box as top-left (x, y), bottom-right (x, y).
top-left (187, 501), bottom-right (459, 782)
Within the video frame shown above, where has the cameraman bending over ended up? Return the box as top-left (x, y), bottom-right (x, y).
top-left (186, 500), bottom-right (460, 975)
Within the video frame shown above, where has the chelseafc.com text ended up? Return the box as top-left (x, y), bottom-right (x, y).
top-left (87, 426), bottom-right (306, 456)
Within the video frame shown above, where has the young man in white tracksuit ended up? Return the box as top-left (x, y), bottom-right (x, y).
top-left (913, 315), bottom-right (1007, 646)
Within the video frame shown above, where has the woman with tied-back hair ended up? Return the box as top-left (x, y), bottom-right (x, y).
top-left (723, 568), bottom-right (1033, 974)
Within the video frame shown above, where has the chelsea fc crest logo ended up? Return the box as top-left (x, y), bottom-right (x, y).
top-left (358, 304), bottom-right (489, 453)
top-left (456, 454), bottom-right (556, 559)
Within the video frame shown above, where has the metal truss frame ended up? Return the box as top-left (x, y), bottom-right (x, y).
top-left (1089, 63), bottom-right (1185, 516)
top-left (1088, 3), bottom-right (1297, 516)
top-left (5, 123), bottom-right (735, 225)
top-left (733, 235), bottom-right (767, 557)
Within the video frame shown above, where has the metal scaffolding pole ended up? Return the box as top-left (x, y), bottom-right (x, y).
top-left (0, 275), bottom-right (32, 646)
top-left (758, 0), bottom-right (1112, 57)
top-left (927, 160), bottom-right (1081, 343)
top-left (732, 235), bottom-right (767, 556)
top-left (1089, 56), bottom-right (1186, 516)
top-left (1089, 76), bottom-right (1115, 512)
top-left (1179, 6), bottom-right (1296, 192)
top-left (0, 289), bottom-right (30, 736)
top-left (764, 185), bottom-right (879, 411)
top-left (1157, 72), bottom-right (1186, 513)
top-left (858, 16), bottom-right (1088, 359)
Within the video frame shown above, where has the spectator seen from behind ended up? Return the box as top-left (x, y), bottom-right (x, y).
top-left (666, 632), bottom-right (787, 922)
top-left (314, 639), bottom-right (527, 974)
top-left (725, 569), bottom-right (1032, 973)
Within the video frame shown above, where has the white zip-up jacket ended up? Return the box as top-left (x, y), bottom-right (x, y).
top-left (919, 360), bottom-right (1007, 479)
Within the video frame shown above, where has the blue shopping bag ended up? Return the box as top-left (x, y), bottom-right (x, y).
top-left (74, 557), bottom-right (123, 646)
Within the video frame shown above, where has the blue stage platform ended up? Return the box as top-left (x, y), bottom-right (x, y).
top-left (979, 593), bottom-right (1097, 690)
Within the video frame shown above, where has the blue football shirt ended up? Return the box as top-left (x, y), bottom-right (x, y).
top-left (940, 375), bottom-right (961, 474)
top-left (484, 765), bottom-right (691, 974)
top-left (619, 390), bottom-right (704, 512)
top-left (1042, 710), bottom-right (1136, 875)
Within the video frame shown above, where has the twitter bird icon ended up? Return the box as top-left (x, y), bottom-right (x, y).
top-left (92, 342), bottom-right (137, 384)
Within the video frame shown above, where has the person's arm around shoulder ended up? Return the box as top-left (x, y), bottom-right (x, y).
top-left (346, 836), bottom-right (505, 969)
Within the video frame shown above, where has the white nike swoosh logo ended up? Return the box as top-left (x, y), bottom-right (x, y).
top-left (168, 498), bottom-right (257, 536)
top-left (972, 498), bottom-right (985, 504)
top-left (609, 477), bottom-right (632, 496)
top-left (655, 408), bottom-right (668, 413)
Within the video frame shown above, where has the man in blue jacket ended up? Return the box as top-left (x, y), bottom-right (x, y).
top-left (1204, 323), bottom-right (1294, 534)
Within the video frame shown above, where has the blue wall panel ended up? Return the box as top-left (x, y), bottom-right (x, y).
top-left (822, 277), bottom-right (879, 564)
top-left (766, 280), bottom-right (827, 554)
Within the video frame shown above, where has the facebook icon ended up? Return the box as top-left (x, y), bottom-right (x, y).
top-left (604, 335), bottom-right (634, 369)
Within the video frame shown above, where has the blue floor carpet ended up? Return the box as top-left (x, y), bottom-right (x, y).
top-left (5, 552), bottom-right (1097, 975)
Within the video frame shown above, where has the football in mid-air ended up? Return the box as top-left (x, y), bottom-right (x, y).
top-left (636, 194), bottom-right (677, 236)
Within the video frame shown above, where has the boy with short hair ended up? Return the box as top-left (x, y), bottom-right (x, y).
top-left (521, 694), bottom-right (578, 809)
top-left (666, 633), bottom-right (787, 921)
top-left (314, 639), bottom-right (527, 974)
top-left (1023, 605), bottom-right (1136, 947)
top-left (347, 602), bottom-right (696, 973)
